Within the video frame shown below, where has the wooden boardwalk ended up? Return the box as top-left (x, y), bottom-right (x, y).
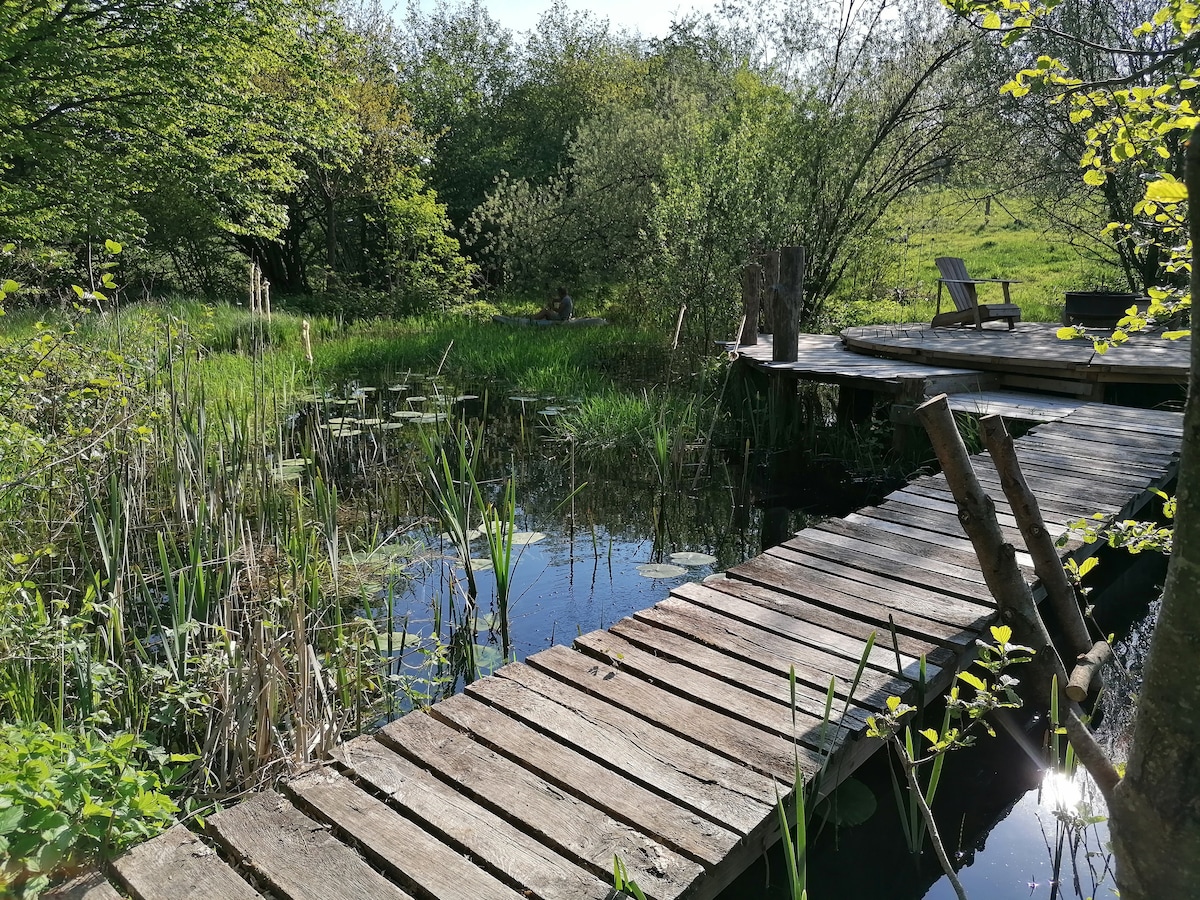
top-left (68, 405), bottom-right (1181, 900)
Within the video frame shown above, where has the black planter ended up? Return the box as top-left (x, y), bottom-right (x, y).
top-left (1063, 291), bottom-right (1148, 327)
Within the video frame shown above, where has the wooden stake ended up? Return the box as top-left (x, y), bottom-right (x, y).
top-left (981, 414), bottom-right (1093, 659)
top-left (739, 263), bottom-right (761, 346)
top-left (772, 246), bottom-right (804, 363)
top-left (759, 250), bottom-right (780, 335)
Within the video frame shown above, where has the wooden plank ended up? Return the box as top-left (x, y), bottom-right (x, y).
top-left (112, 824), bottom-right (262, 900)
top-left (662, 582), bottom-right (941, 681)
top-left (473, 666), bottom-right (776, 835)
top-left (813, 518), bottom-right (1027, 581)
top-left (572, 627), bottom-right (853, 742)
top-left (525, 644), bottom-right (807, 780)
top-left (632, 597), bottom-right (909, 709)
top-left (286, 769), bottom-right (527, 900)
top-left (682, 578), bottom-right (957, 667)
top-left (605, 612), bottom-right (873, 729)
top-left (45, 873), bottom-right (125, 900)
top-left (429, 692), bottom-right (741, 868)
top-left (207, 791), bottom-right (412, 900)
top-left (332, 737), bottom-right (612, 900)
top-left (894, 479), bottom-right (1104, 525)
top-left (792, 525), bottom-right (991, 591)
top-left (842, 510), bottom-right (1036, 568)
top-left (378, 709), bottom-right (703, 900)
top-left (724, 556), bottom-right (982, 647)
top-left (763, 542), bottom-right (998, 619)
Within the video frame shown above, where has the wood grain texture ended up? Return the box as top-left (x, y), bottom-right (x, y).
top-left (472, 665), bottom-right (775, 834)
top-left (429, 692), bottom-right (741, 867)
top-left (332, 737), bottom-right (612, 900)
top-left (378, 710), bottom-right (703, 900)
top-left (286, 768), bottom-right (526, 900)
top-left (525, 644), bottom-right (807, 780)
top-left (207, 791), bottom-right (412, 900)
top-left (45, 873), bottom-right (126, 900)
top-left (113, 823), bottom-right (263, 900)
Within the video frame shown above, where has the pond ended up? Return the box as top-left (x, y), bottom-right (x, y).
top-left (290, 374), bottom-right (906, 706)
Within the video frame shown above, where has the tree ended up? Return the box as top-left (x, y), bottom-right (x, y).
top-left (942, 0), bottom-right (1199, 894)
top-left (0, 0), bottom-right (326, 247)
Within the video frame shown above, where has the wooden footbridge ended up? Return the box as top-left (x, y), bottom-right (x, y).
top-left (58, 396), bottom-right (1181, 900)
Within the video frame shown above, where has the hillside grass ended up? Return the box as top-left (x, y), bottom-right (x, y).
top-left (835, 189), bottom-right (1120, 327)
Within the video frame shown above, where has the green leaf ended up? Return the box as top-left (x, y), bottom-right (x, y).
top-left (990, 624), bottom-right (1013, 644)
top-left (1145, 179), bottom-right (1188, 203)
top-left (104, 239), bottom-right (123, 254)
top-left (1082, 168), bottom-right (1107, 186)
top-left (982, 11), bottom-right (1001, 28)
top-left (958, 670), bottom-right (987, 691)
top-left (1, 279), bottom-right (17, 293)
top-left (0, 806), bottom-right (24, 835)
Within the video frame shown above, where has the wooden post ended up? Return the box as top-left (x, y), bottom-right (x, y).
top-left (739, 264), bottom-right (761, 346)
top-left (759, 250), bottom-right (780, 334)
top-left (917, 392), bottom-right (1120, 797)
top-left (916, 394), bottom-right (1068, 690)
top-left (772, 246), bottom-right (804, 363)
top-left (264, 280), bottom-right (272, 323)
top-left (980, 414), bottom-right (1093, 659)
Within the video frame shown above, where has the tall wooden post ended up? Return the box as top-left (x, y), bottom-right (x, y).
top-left (772, 246), bottom-right (804, 363)
top-left (759, 250), bottom-right (780, 334)
top-left (739, 263), bottom-right (761, 346)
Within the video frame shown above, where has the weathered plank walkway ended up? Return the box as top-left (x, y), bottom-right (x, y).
top-left (75, 404), bottom-right (1181, 900)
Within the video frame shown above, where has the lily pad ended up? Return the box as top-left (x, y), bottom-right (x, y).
top-left (325, 416), bottom-right (358, 425)
top-left (538, 407), bottom-right (563, 416)
top-left (669, 551), bottom-right (718, 567)
top-left (378, 422), bottom-right (408, 430)
top-left (509, 395), bottom-right (538, 403)
top-left (391, 410), bottom-right (423, 419)
top-left (406, 395), bottom-right (428, 403)
top-left (509, 531), bottom-right (546, 545)
top-left (636, 563), bottom-right (688, 579)
top-left (473, 643), bottom-right (504, 674)
top-left (412, 413), bottom-right (446, 424)
top-left (467, 558), bottom-right (495, 571)
top-left (373, 632), bottom-right (422, 651)
top-left (388, 384), bottom-right (409, 392)
top-left (357, 418), bottom-right (383, 427)
top-left (815, 778), bottom-right (877, 827)
top-left (328, 427), bottom-right (363, 438)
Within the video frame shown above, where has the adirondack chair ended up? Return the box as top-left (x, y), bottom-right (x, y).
top-left (933, 257), bottom-right (1022, 330)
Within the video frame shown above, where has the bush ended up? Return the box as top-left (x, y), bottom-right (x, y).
top-left (0, 724), bottom-right (185, 898)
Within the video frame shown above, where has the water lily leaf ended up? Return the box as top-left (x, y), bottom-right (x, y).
top-left (407, 395), bottom-right (428, 402)
top-left (388, 384), bottom-right (409, 392)
top-left (669, 551), bottom-right (717, 567)
top-left (636, 563), bottom-right (688, 578)
top-left (467, 558), bottom-right (495, 570)
top-left (473, 643), bottom-right (504, 673)
top-left (391, 410), bottom-right (423, 419)
top-left (325, 416), bottom-right (358, 425)
top-left (510, 531), bottom-right (546, 545)
top-left (357, 418), bottom-right (383, 426)
top-left (374, 632), bottom-right (421, 651)
top-left (538, 407), bottom-right (563, 415)
top-left (815, 778), bottom-right (876, 827)
top-left (509, 396), bottom-right (537, 402)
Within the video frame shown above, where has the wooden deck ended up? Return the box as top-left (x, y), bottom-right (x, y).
top-left (842, 322), bottom-right (1190, 399)
top-left (76, 405), bottom-right (1181, 900)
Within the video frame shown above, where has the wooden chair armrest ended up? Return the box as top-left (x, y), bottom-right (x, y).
top-left (937, 277), bottom-right (1021, 285)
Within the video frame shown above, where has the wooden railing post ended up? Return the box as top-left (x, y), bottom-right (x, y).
top-left (772, 246), bottom-right (804, 363)
top-left (739, 263), bottom-right (761, 346)
top-left (759, 250), bottom-right (780, 335)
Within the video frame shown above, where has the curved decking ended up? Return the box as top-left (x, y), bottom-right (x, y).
top-left (841, 322), bottom-right (1190, 391)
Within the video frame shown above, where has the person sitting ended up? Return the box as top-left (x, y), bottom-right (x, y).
top-left (532, 286), bottom-right (574, 321)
